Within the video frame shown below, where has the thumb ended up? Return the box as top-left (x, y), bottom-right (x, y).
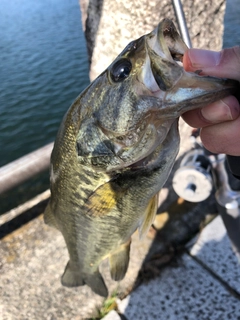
top-left (183, 47), bottom-right (240, 81)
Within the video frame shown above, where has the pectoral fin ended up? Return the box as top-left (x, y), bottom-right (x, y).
top-left (138, 194), bottom-right (158, 238)
top-left (61, 261), bottom-right (108, 297)
top-left (86, 181), bottom-right (126, 217)
top-left (109, 240), bottom-right (131, 281)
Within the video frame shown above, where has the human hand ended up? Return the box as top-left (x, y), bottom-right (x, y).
top-left (182, 47), bottom-right (240, 156)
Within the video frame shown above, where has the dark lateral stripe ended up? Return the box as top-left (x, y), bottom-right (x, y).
top-left (77, 172), bottom-right (92, 185)
top-left (72, 187), bottom-right (94, 201)
top-left (81, 167), bottom-right (101, 181)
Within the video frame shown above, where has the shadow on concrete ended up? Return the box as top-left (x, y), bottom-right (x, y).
top-left (119, 228), bottom-right (240, 319)
top-left (0, 199), bottom-right (48, 239)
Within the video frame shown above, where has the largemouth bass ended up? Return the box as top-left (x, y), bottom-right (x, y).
top-left (44, 19), bottom-right (237, 297)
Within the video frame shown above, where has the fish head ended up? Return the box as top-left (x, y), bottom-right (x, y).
top-left (76, 19), bottom-right (238, 172)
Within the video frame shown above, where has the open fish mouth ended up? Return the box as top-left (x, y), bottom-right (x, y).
top-left (148, 18), bottom-right (186, 69)
top-left (141, 19), bottom-right (188, 95)
top-left (129, 19), bottom-right (239, 170)
top-left (143, 18), bottom-right (238, 118)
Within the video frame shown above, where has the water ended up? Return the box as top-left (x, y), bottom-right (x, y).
top-left (0, 0), bottom-right (90, 212)
top-left (0, 0), bottom-right (89, 166)
top-left (223, 0), bottom-right (240, 48)
top-left (0, 0), bottom-right (239, 213)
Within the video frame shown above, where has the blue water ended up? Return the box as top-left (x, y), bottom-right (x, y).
top-left (0, 0), bottom-right (90, 212)
top-left (223, 0), bottom-right (240, 48)
top-left (0, 0), bottom-right (89, 167)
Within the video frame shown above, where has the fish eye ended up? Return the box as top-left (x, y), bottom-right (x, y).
top-left (110, 59), bottom-right (132, 82)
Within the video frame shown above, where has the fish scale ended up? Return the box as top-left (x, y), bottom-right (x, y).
top-left (44, 19), bottom-right (238, 297)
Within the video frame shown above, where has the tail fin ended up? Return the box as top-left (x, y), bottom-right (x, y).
top-left (61, 261), bottom-right (108, 297)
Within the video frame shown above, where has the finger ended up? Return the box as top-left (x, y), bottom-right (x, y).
top-left (183, 47), bottom-right (240, 81)
top-left (182, 95), bottom-right (240, 128)
top-left (200, 116), bottom-right (240, 156)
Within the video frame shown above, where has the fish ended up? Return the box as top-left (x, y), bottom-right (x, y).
top-left (44, 19), bottom-right (238, 297)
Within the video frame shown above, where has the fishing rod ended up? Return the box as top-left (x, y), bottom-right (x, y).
top-left (172, 0), bottom-right (240, 260)
top-left (172, 0), bottom-right (192, 48)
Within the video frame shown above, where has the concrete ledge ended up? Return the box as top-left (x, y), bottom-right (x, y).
top-left (103, 217), bottom-right (240, 319)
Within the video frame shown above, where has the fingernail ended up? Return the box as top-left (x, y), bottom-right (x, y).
top-left (188, 49), bottom-right (221, 68)
top-left (201, 100), bottom-right (233, 122)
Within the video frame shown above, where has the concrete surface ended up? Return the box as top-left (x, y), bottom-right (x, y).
top-left (103, 216), bottom-right (240, 320)
top-left (189, 216), bottom-right (240, 295)
top-left (0, 215), bottom-right (101, 320)
top-left (0, 207), bottom-right (154, 320)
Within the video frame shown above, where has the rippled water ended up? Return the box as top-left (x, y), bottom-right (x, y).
top-left (0, 0), bottom-right (90, 212)
top-left (0, 0), bottom-right (89, 167)
top-left (223, 0), bottom-right (240, 48)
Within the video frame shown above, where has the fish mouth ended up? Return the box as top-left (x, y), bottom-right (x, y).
top-left (129, 19), bottom-right (238, 171)
top-left (146, 18), bottom-right (187, 92)
top-left (143, 18), bottom-right (238, 118)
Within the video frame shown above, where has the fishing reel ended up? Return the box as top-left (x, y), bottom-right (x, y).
top-left (172, 131), bottom-right (240, 260)
top-left (172, 149), bottom-right (213, 202)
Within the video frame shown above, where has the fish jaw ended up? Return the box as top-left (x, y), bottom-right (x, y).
top-left (142, 18), bottom-right (238, 119)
